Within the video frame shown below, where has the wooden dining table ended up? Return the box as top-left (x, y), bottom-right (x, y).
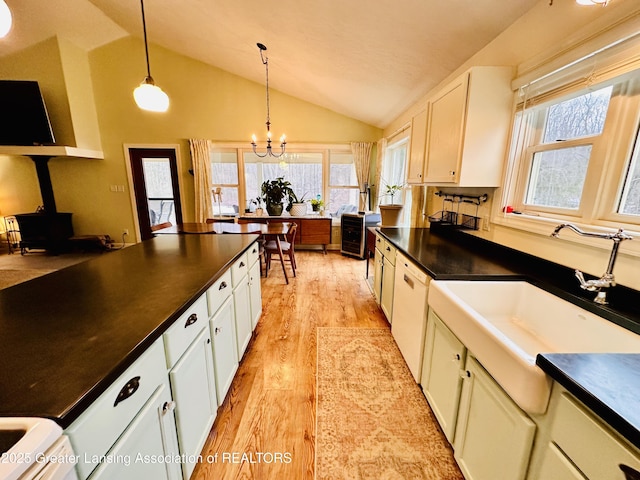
top-left (155, 221), bottom-right (292, 283)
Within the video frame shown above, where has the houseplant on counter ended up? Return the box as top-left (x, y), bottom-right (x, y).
top-left (261, 177), bottom-right (294, 216)
top-left (379, 183), bottom-right (404, 226)
top-left (288, 191), bottom-right (309, 217)
top-left (310, 197), bottom-right (324, 213)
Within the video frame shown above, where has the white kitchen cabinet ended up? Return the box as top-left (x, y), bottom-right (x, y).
top-left (373, 245), bottom-right (383, 305)
top-left (66, 339), bottom-right (178, 480)
top-left (210, 296), bottom-right (238, 404)
top-left (421, 310), bottom-right (466, 442)
top-left (168, 327), bottom-right (217, 479)
top-left (380, 240), bottom-right (396, 322)
top-left (89, 382), bottom-right (181, 480)
top-left (423, 66), bottom-right (513, 186)
top-left (454, 356), bottom-right (536, 480)
top-left (533, 392), bottom-right (640, 480)
top-left (248, 249), bottom-right (262, 330)
top-left (233, 279), bottom-right (252, 359)
top-left (407, 107), bottom-right (428, 184)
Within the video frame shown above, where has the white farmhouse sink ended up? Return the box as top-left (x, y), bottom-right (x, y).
top-left (0, 417), bottom-right (62, 480)
top-left (428, 280), bottom-right (640, 414)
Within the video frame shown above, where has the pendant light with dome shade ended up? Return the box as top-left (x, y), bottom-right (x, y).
top-left (133, 0), bottom-right (169, 112)
top-left (0, 0), bottom-right (12, 39)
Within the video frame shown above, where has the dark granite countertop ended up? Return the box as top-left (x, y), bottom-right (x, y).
top-left (375, 226), bottom-right (640, 451)
top-left (376, 227), bottom-right (521, 279)
top-left (0, 234), bottom-right (257, 428)
top-left (537, 354), bottom-right (640, 450)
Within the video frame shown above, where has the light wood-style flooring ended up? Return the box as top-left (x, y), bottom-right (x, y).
top-left (192, 250), bottom-right (388, 479)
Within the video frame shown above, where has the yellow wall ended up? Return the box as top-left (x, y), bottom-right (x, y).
top-left (0, 35), bottom-right (381, 239)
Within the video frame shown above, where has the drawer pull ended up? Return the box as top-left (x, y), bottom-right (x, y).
top-left (219, 281), bottom-right (228, 290)
top-left (185, 313), bottom-right (198, 328)
top-left (403, 274), bottom-right (414, 289)
top-left (240, 261), bottom-right (246, 268)
top-left (252, 248), bottom-right (257, 254)
top-left (162, 401), bottom-right (176, 415)
top-left (114, 376), bottom-right (140, 407)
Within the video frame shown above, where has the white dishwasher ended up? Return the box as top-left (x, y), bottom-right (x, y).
top-left (391, 252), bottom-right (430, 382)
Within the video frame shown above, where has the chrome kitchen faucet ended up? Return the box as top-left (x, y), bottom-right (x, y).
top-left (551, 224), bottom-right (633, 305)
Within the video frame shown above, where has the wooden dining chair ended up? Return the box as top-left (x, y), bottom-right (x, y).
top-left (265, 223), bottom-right (298, 277)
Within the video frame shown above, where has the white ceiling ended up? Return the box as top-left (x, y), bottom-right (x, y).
top-left (0, 0), bottom-right (539, 128)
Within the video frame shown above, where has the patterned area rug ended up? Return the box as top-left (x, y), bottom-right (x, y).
top-left (316, 327), bottom-right (463, 480)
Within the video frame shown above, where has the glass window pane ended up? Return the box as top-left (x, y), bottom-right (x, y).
top-left (618, 129), bottom-right (640, 216)
top-left (382, 140), bottom-right (408, 188)
top-left (211, 187), bottom-right (239, 215)
top-left (211, 151), bottom-right (238, 184)
top-left (543, 86), bottom-right (612, 143)
top-left (330, 152), bottom-right (357, 186)
top-left (329, 188), bottom-right (359, 216)
top-left (525, 146), bottom-right (591, 209)
top-left (244, 151), bottom-right (322, 207)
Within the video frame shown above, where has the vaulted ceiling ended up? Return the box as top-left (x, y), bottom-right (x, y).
top-left (0, 0), bottom-right (539, 127)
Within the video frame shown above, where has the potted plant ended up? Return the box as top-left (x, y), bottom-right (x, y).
top-left (310, 197), bottom-right (324, 212)
top-left (261, 177), bottom-right (294, 216)
top-left (379, 183), bottom-right (404, 226)
top-left (250, 196), bottom-right (265, 216)
top-left (288, 191), bottom-right (308, 217)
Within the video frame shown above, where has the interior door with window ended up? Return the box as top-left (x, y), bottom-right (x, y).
top-left (129, 148), bottom-right (183, 241)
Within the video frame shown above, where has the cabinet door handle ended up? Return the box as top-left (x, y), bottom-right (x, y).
top-left (452, 353), bottom-right (461, 361)
top-left (185, 313), bottom-right (198, 328)
top-left (252, 248), bottom-right (257, 254)
top-left (219, 281), bottom-right (228, 290)
top-left (114, 376), bottom-right (140, 407)
top-left (214, 326), bottom-right (222, 335)
top-left (240, 261), bottom-right (246, 268)
top-left (403, 274), bottom-right (414, 289)
top-left (162, 401), bottom-right (176, 415)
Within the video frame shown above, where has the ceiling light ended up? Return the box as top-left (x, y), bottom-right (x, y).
top-left (133, 0), bottom-right (169, 112)
top-left (251, 43), bottom-right (286, 158)
top-left (0, 0), bottom-right (12, 38)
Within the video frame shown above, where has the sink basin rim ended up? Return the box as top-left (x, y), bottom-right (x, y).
top-left (0, 417), bottom-right (62, 480)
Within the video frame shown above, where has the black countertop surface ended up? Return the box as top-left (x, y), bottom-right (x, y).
top-left (376, 226), bottom-right (640, 451)
top-left (0, 234), bottom-right (257, 428)
top-left (537, 354), bottom-right (640, 450)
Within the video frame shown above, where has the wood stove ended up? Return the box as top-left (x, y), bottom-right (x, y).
top-left (15, 212), bottom-right (73, 254)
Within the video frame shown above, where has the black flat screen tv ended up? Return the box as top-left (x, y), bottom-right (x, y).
top-left (0, 80), bottom-right (55, 146)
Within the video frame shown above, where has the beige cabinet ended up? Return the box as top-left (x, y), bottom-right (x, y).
top-left (407, 107), bottom-right (428, 184)
top-left (421, 310), bottom-right (466, 442)
top-left (380, 239), bottom-right (397, 322)
top-left (424, 66), bottom-right (513, 186)
top-left (534, 392), bottom-right (640, 480)
top-left (454, 356), bottom-right (536, 480)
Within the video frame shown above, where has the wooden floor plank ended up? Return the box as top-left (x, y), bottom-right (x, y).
top-left (193, 251), bottom-right (388, 479)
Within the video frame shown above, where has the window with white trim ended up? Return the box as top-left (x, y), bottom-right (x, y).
top-left (504, 63), bottom-right (640, 232)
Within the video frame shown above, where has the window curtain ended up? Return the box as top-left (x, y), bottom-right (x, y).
top-left (189, 139), bottom-right (214, 222)
top-left (374, 138), bottom-right (387, 211)
top-left (351, 142), bottom-right (373, 211)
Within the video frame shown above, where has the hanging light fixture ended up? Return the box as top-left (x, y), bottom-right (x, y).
top-left (576, 0), bottom-right (611, 5)
top-left (133, 0), bottom-right (169, 112)
top-left (0, 0), bottom-right (12, 38)
top-left (251, 43), bottom-right (286, 158)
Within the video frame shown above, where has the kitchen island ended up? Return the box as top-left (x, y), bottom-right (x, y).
top-left (0, 233), bottom-right (257, 428)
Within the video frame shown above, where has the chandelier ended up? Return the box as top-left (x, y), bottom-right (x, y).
top-left (251, 43), bottom-right (286, 158)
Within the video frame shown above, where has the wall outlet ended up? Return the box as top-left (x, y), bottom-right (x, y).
top-left (482, 215), bottom-right (490, 231)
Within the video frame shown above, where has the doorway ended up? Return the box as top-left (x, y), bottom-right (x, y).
top-left (129, 148), bottom-right (183, 241)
